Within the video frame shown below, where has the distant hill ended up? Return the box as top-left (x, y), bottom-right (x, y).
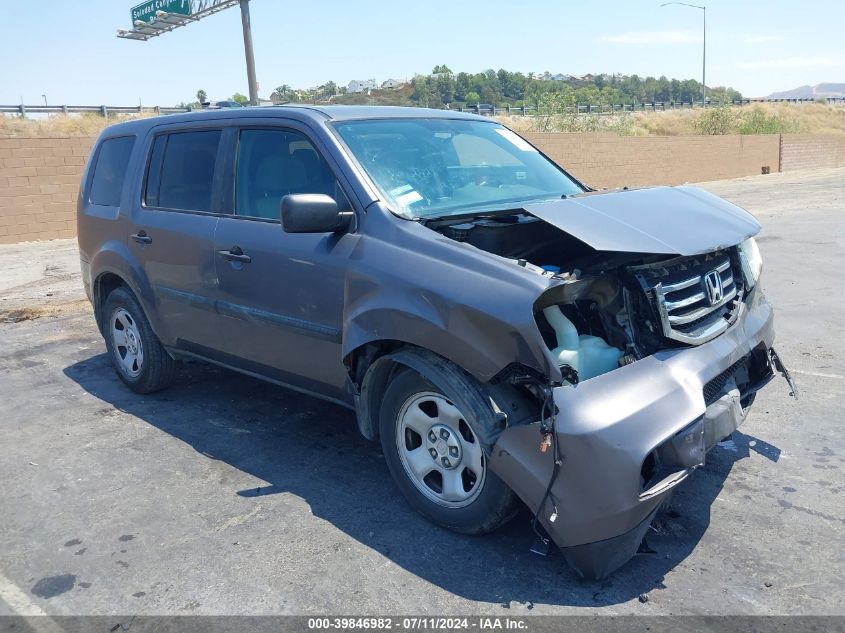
top-left (766, 83), bottom-right (845, 99)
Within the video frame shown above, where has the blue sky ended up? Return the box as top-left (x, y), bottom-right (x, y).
top-left (1, 0), bottom-right (842, 105)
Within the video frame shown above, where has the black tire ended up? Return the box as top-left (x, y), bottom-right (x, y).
top-left (379, 365), bottom-right (519, 535)
top-left (102, 286), bottom-right (179, 394)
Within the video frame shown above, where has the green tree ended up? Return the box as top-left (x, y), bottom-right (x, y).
top-left (196, 89), bottom-right (207, 103)
top-left (271, 84), bottom-right (297, 102)
top-left (454, 72), bottom-right (471, 101)
top-left (411, 75), bottom-right (436, 107)
top-left (435, 73), bottom-right (455, 105)
top-left (464, 91), bottom-right (480, 105)
top-left (432, 64), bottom-right (452, 75)
top-left (231, 93), bottom-right (249, 105)
top-left (314, 81), bottom-right (338, 101)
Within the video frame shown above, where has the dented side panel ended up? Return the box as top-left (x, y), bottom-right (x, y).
top-left (341, 204), bottom-right (563, 383)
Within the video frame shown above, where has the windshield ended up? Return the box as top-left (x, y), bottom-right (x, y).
top-left (333, 118), bottom-right (584, 219)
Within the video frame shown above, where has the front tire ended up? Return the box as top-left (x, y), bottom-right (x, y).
top-left (103, 287), bottom-right (179, 394)
top-left (379, 366), bottom-right (519, 534)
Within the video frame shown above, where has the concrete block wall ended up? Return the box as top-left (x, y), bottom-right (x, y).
top-left (524, 133), bottom-right (781, 189)
top-left (0, 132), bottom-right (841, 244)
top-left (0, 137), bottom-right (93, 244)
top-left (780, 135), bottom-right (845, 171)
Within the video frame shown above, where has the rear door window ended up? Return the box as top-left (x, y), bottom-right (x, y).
top-left (89, 136), bottom-right (135, 207)
top-left (145, 130), bottom-right (221, 212)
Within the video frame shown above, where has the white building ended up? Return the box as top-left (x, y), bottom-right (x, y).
top-left (381, 78), bottom-right (403, 90)
top-left (347, 79), bottom-right (377, 94)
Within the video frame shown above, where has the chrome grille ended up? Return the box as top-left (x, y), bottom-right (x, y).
top-left (634, 251), bottom-right (744, 345)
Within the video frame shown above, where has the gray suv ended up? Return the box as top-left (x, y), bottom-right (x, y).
top-left (77, 106), bottom-right (794, 578)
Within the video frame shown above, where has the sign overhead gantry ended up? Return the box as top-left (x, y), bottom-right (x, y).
top-left (117, 0), bottom-right (259, 106)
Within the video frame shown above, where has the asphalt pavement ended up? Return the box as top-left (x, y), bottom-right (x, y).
top-left (0, 168), bottom-right (843, 616)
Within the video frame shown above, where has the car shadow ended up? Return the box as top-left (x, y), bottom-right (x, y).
top-left (63, 353), bottom-right (775, 607)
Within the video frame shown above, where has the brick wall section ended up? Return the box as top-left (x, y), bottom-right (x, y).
top-left (0, 132), bottom-right (841, 244)
top-left (524, 133), bottom-right (781, 189)
top-left (780, 134), bottom-right (845, 171)
top-left (0, 136), bottom-right (93, 244)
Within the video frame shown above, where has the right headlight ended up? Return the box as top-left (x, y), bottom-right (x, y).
top-left (738, 237), bottom-right (763, 288)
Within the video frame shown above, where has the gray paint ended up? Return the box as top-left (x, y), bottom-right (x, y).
top-left (77, 105), bottom-right (781, 579)
top-left (490, 287), bottom-right (776, 577)
top-left (525, 186), bottom-right (761, 256)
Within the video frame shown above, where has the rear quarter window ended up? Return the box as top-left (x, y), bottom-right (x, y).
top-left (89, 136), bottom-right (135, 207)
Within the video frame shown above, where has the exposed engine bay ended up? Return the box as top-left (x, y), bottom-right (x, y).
top-left (427, 211), bottom-right (752, 384)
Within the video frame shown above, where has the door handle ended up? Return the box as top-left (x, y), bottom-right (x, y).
top-left (131, 231), bottom-right (152, 245)
top-left (218, 247), bottom-right (252, 264)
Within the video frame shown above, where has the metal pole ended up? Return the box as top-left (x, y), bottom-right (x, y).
top-left (239, 0), bottom-right (259, 106)
top-left (702, 6), bottom-right (706, 107)
top-left (660, 2), bottom-right (706, 107)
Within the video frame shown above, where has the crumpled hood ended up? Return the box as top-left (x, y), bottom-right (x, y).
top-left (523, 185), bottom-right (761, 256)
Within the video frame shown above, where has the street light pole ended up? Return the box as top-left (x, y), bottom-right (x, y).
top-left (660, 2), bottom-right (706, 107)
top-left (239, 0), bottom-right (259, 106)
top-left (702, 5), bottom-right (706, 107)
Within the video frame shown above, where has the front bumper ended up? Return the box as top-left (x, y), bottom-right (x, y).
top-left (490, 286), bottom-right (780, 579)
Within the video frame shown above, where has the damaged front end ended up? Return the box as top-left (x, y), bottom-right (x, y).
top-left (426, 188), bottom-right (796, 579)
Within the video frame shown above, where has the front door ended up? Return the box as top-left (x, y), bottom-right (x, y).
top-left (211, 126), bottom-right (357, 401)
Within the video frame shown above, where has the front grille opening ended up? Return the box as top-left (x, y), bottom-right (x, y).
top-left (632, 250), bottom-right (745, 345)
top-left (703, 357), bottom-right (746, 406)
top-left (703, 346), bottom-right (773, 406)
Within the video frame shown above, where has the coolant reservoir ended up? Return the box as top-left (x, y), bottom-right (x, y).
top-left (543, 305), bottom-right (623, 382)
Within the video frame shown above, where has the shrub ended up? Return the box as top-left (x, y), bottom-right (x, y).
top-left (737, 106), bottom-right (805, 134)
top-left (694, 103), bottom-right (738, 135)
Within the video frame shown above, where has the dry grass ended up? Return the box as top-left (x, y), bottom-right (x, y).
top-left (4, 103), bottom-right (845, 138)
top-left (500, 103), bottom-right (845, 136)
top-left (0, 112), bottom-right (154, 137)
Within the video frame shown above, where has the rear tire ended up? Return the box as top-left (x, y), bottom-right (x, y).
top-left (379, 365), bottom-right (519, 535)
top-left (103, 287), bottom-right (179, 394)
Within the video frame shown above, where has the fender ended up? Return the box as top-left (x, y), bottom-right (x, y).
top-left (343, 305), bottom-right (548, 385)
top-left (88, 239), bottom-right (170, 342)
top-left (340, 209), bottom-right (559, 386)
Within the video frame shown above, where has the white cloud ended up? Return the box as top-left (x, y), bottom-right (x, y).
top-left (744, 34), bottom-right (784, 44)
top-left (737, 56), bottom-right (845, 70)
top-left (599, 30), bottom-right (701, 45)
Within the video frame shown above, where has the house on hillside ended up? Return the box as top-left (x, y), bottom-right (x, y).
top-left (347, 79), bottom-right (377, 94)
top-left (381, 78), bottom-right (403, 90)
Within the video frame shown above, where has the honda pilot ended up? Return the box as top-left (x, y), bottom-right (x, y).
top-left (77, 106), bottom-right (795, 578)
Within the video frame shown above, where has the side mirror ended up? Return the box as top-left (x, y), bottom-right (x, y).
top-left (280, 194), bottom-right (354, 234)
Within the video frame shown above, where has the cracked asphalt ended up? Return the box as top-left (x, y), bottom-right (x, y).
top-left (0, 168), bottom-right (843, 616)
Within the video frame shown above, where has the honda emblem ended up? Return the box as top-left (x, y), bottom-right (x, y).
top-left (704, 270), bottom-right (723, 305)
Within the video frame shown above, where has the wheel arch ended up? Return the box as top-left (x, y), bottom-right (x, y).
top-left (92, 271), bottom-right (129, 333)
top-left (351, 345), bottom-right (512, 453)
top-left (88, 240), bottom-right (163, 340)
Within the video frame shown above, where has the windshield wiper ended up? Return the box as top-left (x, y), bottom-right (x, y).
top-left (420, 209), bottom-right (519, 225)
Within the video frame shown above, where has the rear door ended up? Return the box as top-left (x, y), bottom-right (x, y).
top-left (210, 124), bottom-right (358, 402)
top-left (128, 126), bottom-right (225, 349)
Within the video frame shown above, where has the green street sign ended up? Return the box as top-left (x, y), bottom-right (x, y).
top-left (131, 0), bottom-right (191, 24)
